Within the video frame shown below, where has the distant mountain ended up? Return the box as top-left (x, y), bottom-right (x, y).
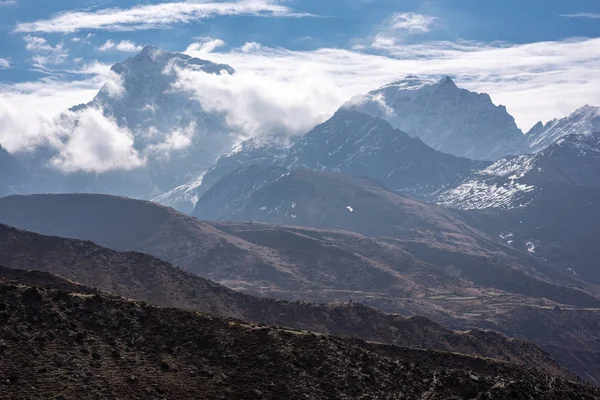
top-left (438, 132), bottom-right (600, 210)
top-left (464, 181), bottom-right (600, 286)
top-left (194, 110), bottom-right (486, 201)
top-left (194, 167), bottom-right (493, 244)
top-left (348, 75), bottom-right (527, 160)
top-left (0, 144), bottom-right (29, 196)
top-left (4, 280), bottom-right (596, 399)
top-left (527, 105), bottom-right (600, 152)
top-left (155, 135), bottom-right (291, 213)
top-left (436, 132), bottom-right (600, 284)
top-left (283, 109), bottom-right (485, 198)
top-left (193, 166), bottom-right (600, 301)
top-left (74, 46), bottom-right (236, 194)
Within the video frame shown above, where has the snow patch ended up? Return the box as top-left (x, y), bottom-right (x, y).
top-left (526, 241), bottom-right (536, 253)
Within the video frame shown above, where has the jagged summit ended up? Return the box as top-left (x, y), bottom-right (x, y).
top-left (108, 45), bottom-right (234, 82)
top-left (438, 131), bottom-right (600, 211)
top-left (77, 46), bottom-right (239, 197)
top-left (526, 105), bottom-right (600, 152)
top-left (352, 75), bottom-right (527, 160)
top-left (437, 75), bottom-right (457, 87)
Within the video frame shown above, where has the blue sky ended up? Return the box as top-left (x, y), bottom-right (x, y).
top-left (1, 0), bottom-right (600, 159)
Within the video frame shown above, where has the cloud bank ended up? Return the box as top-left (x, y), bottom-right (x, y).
top-left (184, 36), bottom-right (600, 130)
top-left (2, 32), bottom-right (599, 174)
top-left (15, 0), bottom-right (310, 33)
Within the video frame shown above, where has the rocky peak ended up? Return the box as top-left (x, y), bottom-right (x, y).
top-left (351, 76), bottom-right (527, 160)
top-left (526, 105), bottom-right (600, 153)
top-left (436, 75), bottom-right (458, 88)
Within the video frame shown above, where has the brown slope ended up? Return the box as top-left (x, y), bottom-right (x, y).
top-left (0, 265), bottom-right (98, 294)
top-left (192, 168), bottom-right (598, 303)
top-left (2, 194), bottom-right (600, 383)
top-left (0, 226), bottom-right (565, 376)
top-left (1, 282), bottom-right (598, 400)
top-left (0, 193), bottom-right (596, 309)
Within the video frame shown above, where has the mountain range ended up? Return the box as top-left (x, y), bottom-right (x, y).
top-left (2, 193), bottom-right (600, 385)
top-left (526, 105), bottom-right (600, 153)
top-left (2, 46), bottom-right (594, 212)
top-left (2, 45), bottom-right (600, 394)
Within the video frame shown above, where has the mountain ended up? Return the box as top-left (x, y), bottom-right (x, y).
top-left (438, 132), bottom-right (600, 210)
top-left (193, 166), bottom-right (600, 302)
top-left (527, 105), bottom-right (600, 152)
top-left (77, 46), bottom-right (236, 193)
top-left (283, 109), bottom-right (486, 198)
top-left (154, 135), bottom-right (292, 213)
top-left (435, 132), bottom-right (600, 285)
top-left (0, 143), bottom-right (29, 196)
top-left (195, 110), bottom-right (486, 201)
top-left (464, 181), bottom-right (600, 286)
top-left (194, 167), bottom-right (502, 244)
top-left (3, 194), bottom-right (600, 382)
top-left (3, 192), bottom-right (595, 309)
top-left (0, 227), bottom-right (571, 374)
top-left (348, 75), bottom-right (527, 160)
top-left (3, 281), bottom-right (597, 399)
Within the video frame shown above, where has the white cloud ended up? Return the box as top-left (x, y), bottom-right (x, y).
top-left (0, 0), bottom-right (15, 5)
top-left (24, 35), bottom-right (56, 52)
top-left (389, 12), bottom-right (438, 34)
top-left (98, 39), bottom-right (143, 52)
top-left (561, 13), bottom-right (600, 19)
top-left (184, 38), bottom-right (226, 56)
top-left (0, 81), bottom-right (142, 173)
top-left (241, 42), bottom-right (262, 53)
top-left (0, 59), bottom-right (10, 69)
top-left (175, 45), bottom-right (341, 137)
top-left (50, 108), bottom-right (143, 173)
top-left (15, 0), bottom-right (311, 33)
top-left (185, 37), bottom-right (600, 131)
top-left (147, 122), bottom-right (195, 157)
top-left (23, 35), bottom-right (68, 69)
top-left (0, 76), bottom-right (103, 151)
top-left (365, 12), bottom-right (439, 50)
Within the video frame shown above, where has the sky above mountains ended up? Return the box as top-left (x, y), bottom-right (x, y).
top-left (1, 0), bottom-right (599, 164)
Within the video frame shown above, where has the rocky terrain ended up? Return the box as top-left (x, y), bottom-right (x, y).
top-left (0, 225), bottom-right (566, 372)
top-left (2, 195), bottom-right (600, 383)
top-left (435, 132), bottom-right (600, 285)
top-left (1, 280), bottom-right (598, 399)
top-left (196, 110), bottom-right (485, 203)
top-left (438, 132), bottom-right (600, 210)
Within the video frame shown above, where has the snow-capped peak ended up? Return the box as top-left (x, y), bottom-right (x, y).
top-left (374, 75), bottom-right (435, 92)
top-left (526, 105), bottom-right (600, 152)
top-left (353, 75), bottom-right (527, 160)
